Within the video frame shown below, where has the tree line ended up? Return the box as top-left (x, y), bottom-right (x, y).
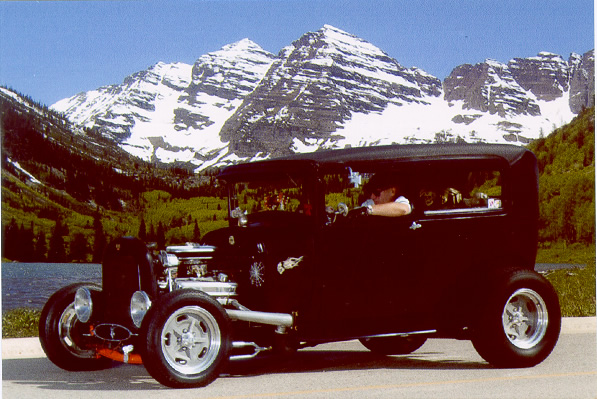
top-left (527, 107), bottom-right (595, 244)
top-left (2, 213), bottom-right (106, 263)
top-left (1, 211), bottom-right (207, 264)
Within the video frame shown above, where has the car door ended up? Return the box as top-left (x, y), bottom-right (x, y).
top-left (303, 174), bottom-right (428, 339)
top-left (407, 160), bottom-right (510, 320)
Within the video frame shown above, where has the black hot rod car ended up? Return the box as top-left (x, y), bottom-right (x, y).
top-left (39, 144), bottom-right (561, 388)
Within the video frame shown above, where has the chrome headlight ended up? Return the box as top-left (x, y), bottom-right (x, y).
top-left (74, 287), bottom-right (93, 323)
top-left (130, 291), bottom-right (152, 328)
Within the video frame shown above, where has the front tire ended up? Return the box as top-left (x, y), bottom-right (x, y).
top-left (39, 283), bottom-right (112, 371)
top-left (471, 269), bottom-right (561, 367)
top-left (142, 290), bottom-right (231, 388)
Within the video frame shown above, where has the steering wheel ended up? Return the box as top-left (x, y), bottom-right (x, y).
top-left (325, 202), bottom-right (349, 224)
top-left (337, 202), bottom-right (349, 216)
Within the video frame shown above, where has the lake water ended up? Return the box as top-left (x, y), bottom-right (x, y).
top-left (2, 263), bottom-right (102, 310)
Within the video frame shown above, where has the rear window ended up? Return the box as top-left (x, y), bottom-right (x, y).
top-left (415, 169), bottom-right (503, 215)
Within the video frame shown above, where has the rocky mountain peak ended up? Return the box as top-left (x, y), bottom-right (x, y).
top-left (444, 59), bottom-right (540, 118)
top-left (508, 51), bottom-right (569, 101)
top-left (568, 49), bottom-right (595, 113)
top-left (182, 39), bottom-right (275, 104)
top-left (220, 38), bottom-right (263, 52)
top-left (51, 26), bottom-right (594, 171)
top-left (218, 25), bottom-right (444, 159)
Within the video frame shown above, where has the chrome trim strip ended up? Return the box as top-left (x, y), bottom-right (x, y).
top-left (362, 329), bottom-right (437, 339)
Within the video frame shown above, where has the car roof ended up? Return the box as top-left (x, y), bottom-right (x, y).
top-left (218, 144), bottom-right (532, 180)
top-left (276, 143), bottom-right (528, 163)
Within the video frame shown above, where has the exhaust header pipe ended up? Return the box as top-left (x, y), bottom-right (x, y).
top-left (226, 309), bottom-right (293, 328)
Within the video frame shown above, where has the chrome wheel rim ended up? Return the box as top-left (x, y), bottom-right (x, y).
top-left (502, 288), bottom-right (548, 349)
top-left (161, 306), bottom-right (221, 375)
top-left (58, 303), bottom-right (96, 358)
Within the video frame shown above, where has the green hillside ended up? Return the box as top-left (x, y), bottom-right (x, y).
top-left (1, 88), bottom-right (224, 262)
top-left (527, 107), bottom-right (595, 245)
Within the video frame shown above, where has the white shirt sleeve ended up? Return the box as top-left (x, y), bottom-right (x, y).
top-left (395, 196), bottom-right (412, 213)
top-left (361, 199), bottom-right (375, 207)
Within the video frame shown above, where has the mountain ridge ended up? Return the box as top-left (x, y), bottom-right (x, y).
top-left (51, 25), bottom-right (595, 171)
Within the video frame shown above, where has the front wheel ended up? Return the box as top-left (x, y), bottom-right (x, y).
top-left (471, 269), bottom-right (561, 368)
top-left (141, 290), bottom-right (231, 388)
top-left (39, 283), bottom-right (112, 371)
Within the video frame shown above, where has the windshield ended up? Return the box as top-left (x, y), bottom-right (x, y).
top-left (323, 170), bottom-right (367, 209)
top-left (229, 174), bottom-right (314, 217)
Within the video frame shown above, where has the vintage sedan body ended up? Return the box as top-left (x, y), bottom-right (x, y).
top-left (39, 144), bottom-right (561, 388)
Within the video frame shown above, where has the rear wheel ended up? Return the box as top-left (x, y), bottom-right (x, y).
top-left (39, 283), bottom-right (112, 371)
top-left (142, 290), bottom-right (231, 388)
top-left (471, 269), bottom-right (561, 367)
top-left (360, 335), bottom-right (427, 355)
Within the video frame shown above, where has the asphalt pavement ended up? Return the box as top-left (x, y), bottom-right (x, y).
top-left (2, 317), bottom-right (596, 399)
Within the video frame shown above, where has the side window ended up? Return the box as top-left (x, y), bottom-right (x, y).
top-left (417, 169), bottom-right (503, 215)
top-left (231, 176), bottom-right (310, 215)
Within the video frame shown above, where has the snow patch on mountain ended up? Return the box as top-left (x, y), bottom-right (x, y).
top-left (50, 25), bottom-right (594, 171)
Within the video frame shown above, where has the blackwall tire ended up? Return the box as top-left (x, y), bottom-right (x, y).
top-left (471, 269), bottom-right (561, 368)
top-left (359, 335), bottom-right (427, 355)
top-left (141, 290), bottom-right (231, 388)
top-left (38, 283), bottom-right (112, 371)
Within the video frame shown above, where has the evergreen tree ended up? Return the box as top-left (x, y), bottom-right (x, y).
top-left (2, 218), bottom-right (19, 260)
top-left (139, 216), bottom-right (147, 242)
top-left (19, 222), bottom-right (35, 262)
top-left (34, 230), bottom-right (47, 262)
top-left (92, 212), bottom-right (107, 263)
top-left (156, 222), bottom-right (166, 250)
top-left (70, 233), bottom-right (89, 262)
top-left (48, 220), bottom-right (67, 263)
top-left (147, 223), bottom-right (156, 242)
top-left (193, 220), bottom-right (201, 243)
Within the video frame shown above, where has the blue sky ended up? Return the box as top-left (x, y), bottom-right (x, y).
top-left (0, 0), bottom-right (594, 106)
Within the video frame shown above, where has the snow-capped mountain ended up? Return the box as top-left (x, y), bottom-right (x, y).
top-left (52, 25), bottom-right (594, 170)
top-left (53, 39), bottom-right (276, 168)
top-left (219, 25), bottom-right (444, 159)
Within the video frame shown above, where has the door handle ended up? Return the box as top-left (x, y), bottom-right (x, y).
top-left (409, 221), bottom-right (422, 230)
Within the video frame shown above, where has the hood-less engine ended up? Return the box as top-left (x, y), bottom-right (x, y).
top-left (159, 243), bottom-right (238, 304)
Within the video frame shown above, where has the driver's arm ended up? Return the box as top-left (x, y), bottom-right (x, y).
top-left (369, 201), bottom-right (411, 217)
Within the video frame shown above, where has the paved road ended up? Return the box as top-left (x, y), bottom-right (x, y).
top-left (3, 318), bottom-right (596, 399)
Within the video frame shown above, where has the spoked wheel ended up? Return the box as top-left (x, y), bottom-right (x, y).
top-left (142, 291), bottom-right (231, 388)
top-left (502, 288), bottom-right (549, 349)
top-left (472, 269), bottom-right (561, 368)
top-left (161, 306), bottom-right (223, 374)
top-left (39, 283), bottom-right (112, 371)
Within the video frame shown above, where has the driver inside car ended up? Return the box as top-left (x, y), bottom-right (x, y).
top-left (360, 174), bottom-right (412, 217)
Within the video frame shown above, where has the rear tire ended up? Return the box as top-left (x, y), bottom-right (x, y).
top-left (39, 283), bottom-right (112, 371)
top-left (141, 290), bottom-right (231, 388)
top-left (471, 269), bottom-right (561, 367)
top-left (360, 335), bottom-right (427, 355)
